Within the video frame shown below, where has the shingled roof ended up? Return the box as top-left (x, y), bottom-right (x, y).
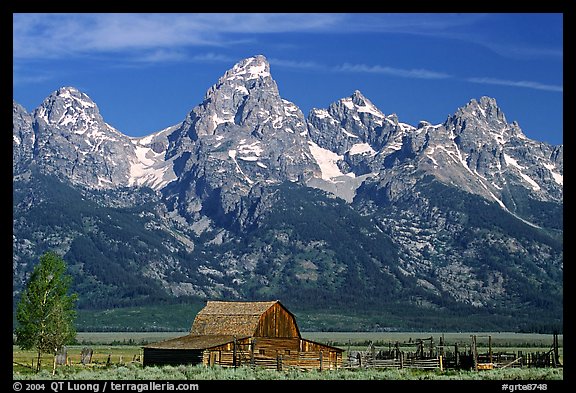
top-left (190, 300), bottom-right (280, 336)
top-left (144, 334), bottom-right (242, 350)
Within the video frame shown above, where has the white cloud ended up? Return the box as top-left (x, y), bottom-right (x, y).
top-left (13, 13), bottom-right (562, 94)
top-left (335, 63), bottom-right (451, 80)
top-left (467, 77), bottom-right (563, 93)
top-left (268, 58), bottom-right (326, 71)
top-left (13, 13), bottom-right (343, 61)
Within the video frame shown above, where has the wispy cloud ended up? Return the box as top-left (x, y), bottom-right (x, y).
top-left (267, 57), bottom-right (450, 80)
top-left (335, 63), bottom-right (451, 80)
top-left (13, 13), bottom-right (562, 95)
top-left (467, 77), bottom-right (563, 93)
top-left (12, 13), bottom-right (343, 61)
top-left (14, 13), bottom-right (561, 64)
top-left (272, 58), bottom-right (562, 93)
top-left (268, 58), bottom-right (326, 71)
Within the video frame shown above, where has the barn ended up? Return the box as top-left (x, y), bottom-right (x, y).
top-left (143, 300), bottom-right (343, 370)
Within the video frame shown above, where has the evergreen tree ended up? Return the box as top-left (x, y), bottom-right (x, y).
top-left (15, 251), bottom-right (77, 372)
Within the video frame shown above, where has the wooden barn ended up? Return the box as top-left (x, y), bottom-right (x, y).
top-left (143, 300), bottom-right (343, 370)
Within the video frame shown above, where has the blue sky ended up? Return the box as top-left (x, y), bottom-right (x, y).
top-left (13, 13), bottom-right (563, 145)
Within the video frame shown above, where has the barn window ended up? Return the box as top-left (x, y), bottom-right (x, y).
top-left (259, 349), bottom-right (265, 355)
top-left (285, 350), bottom-right (291, 355)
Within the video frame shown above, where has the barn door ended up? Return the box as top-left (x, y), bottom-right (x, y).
top-left (209, 351), bottom-right (218, 366)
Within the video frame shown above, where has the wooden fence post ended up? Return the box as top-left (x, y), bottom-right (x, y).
top-left (455, 342), bottom-right (460, 368)
top-left (440, 334), bottom-right (445, 358)
top-left (553, 333), bottom-right (560, 367)
top-left (471, 335), bottom-right (478, 371)
top-left (489, 335), bottom-right (493, 364)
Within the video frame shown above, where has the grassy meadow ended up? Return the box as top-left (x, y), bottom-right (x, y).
top-left (13, 331), bottom-right (563, 380)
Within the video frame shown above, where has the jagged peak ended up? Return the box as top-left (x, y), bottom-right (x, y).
top-left (417, 120), bottom-right (432, 129)
top-left (201, 55), bottom-right (277, 105)
top-left (460, 96), bottom-right (506, 123)
top-left (338, 90), bottom-right (385, 118)
top-left (13, 99), bottom-right (28, 113)
top-left (56, 85), bottom-right (81, 94)
top-left (43, 86), bottom-right (97, 110)
top-left (351, 89), bottom-right (366, 101)
top-left (34, 86), bottom-right (107, 133)
top-left (225, 54), bottom-right (271, 81)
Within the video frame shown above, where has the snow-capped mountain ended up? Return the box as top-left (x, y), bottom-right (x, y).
top-left (13, 58), bottom-right (562, 218)
top-left (12, 55), bottom-right (563, 331)
top-left (162, 55), bottom-right (320, 223)
top-left (13, 86), bottom-right (177, 191)
top-left (307, 91), bottom-right (563, 223)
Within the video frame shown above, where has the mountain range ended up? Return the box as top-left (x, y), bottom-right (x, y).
top-left (12, 55), bottom-right (563, 332)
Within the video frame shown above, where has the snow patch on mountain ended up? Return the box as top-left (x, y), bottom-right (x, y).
top-left (308, 141), bottom-right (346, 180)
top-left (504, 154), bottom-right (541, 191)
top-left (544, 163), bottom-right (563, 185)
top-left (349, 142), bottom-right (376, 156)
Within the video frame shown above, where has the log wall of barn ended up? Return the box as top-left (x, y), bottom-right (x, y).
top-left (254, 337), bottom-right (301, 355)
top-left (201, 337), bottom-right (342, 369)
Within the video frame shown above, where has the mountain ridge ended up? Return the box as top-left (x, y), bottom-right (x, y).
top-left (12, 55), bottom-right (563, 332)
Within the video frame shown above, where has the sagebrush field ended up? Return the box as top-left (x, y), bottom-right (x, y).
top-left (13, 332), bottom-right (563, 380)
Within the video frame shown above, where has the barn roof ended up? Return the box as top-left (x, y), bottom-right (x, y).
top-left (190, 300), bottom-right (283, 337)
top-left (144, 300), bottom-right (344, 353)
top-left (144, 334), bottom-right (244, 350)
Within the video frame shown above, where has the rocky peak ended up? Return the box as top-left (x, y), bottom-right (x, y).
top-left (34, 87), bottom-right (105, 132)
top-left (173, 55), bottom-right (288, 145)
top-left (308, 90), bottom-right (403, 157)
top-left (447, 96), bottom-right (507, 132)
top-left (208, 54), bottom-right (277, 106)
top-left (333, 90), bottom-right (385, 120)
top-left (13, 100), bottom-right (35, 174)
top-left (23, 86), bottom-right (145, 189)
top-left (466, 96), bottom-right (506, 123)
top-left (226, 55), bottom-right (271, 82)
top-left (350, 90), bottom-right (384, 117)
top-left (162, 55), bottom-right (320, 224)
top-left (13, 100), bottom-right (32, 132)
top-left (442, 96), bottom-right (530, 148)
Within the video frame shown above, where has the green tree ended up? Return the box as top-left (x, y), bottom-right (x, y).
top-left (15, 251), bottom-right (77, 372)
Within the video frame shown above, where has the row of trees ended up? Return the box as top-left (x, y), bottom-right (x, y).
top-left (14, 251), bottom-right (77, 372)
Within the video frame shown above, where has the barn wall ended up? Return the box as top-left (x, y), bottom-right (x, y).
top-left (299, 339), bottom-right (344, 369)
top-left (254, 337), bottom-right (301, 355)
top-left (143, 348), bottom-right (203, 367)
top-left (255, 303), bottom-right (299, 338)
top-left (208, 338), bottom-right (251, 351)
top-left (300, 339), bottom-right (337, 352)
top-left (203, 342), bottom-right (343, 370)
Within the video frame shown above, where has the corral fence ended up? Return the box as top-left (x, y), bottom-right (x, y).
top-left (342, 333), bottom-right (562, 371)
top-left (344, 337), bottom-right (442, 370)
